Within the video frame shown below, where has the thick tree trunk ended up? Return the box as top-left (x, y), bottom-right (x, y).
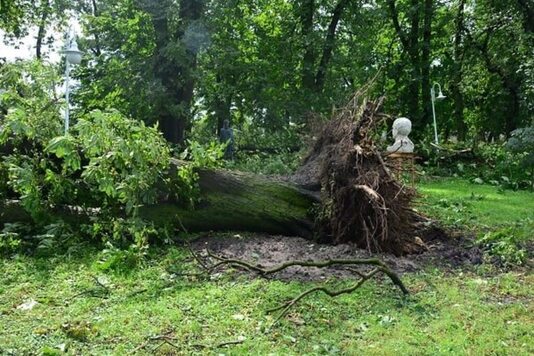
top-left (1, 169), bottom-right (318, 238)
top-left (139, 0), bottom-right (203, 145)
top-left (141, 168), bottom-right (318, 237)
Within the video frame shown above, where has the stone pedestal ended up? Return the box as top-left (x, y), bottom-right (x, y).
top-left (386, 152), bottom-right (417, 187)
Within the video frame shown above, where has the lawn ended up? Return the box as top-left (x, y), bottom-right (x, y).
top-left (0, 178), bottom-right (533, 355)
top-left (417, 178), bottom-right (534, 227)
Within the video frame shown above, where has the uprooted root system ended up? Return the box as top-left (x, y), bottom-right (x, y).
top-left (294, 93), bottom-right (422, 255)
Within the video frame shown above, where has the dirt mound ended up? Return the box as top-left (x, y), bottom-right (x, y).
top-left (191, 229), bottom-right (483, 282)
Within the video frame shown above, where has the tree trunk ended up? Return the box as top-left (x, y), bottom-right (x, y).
top-left (452, 0), bottom-right (466, 140)
top-left (300, 0), bottom-right (316, 93)
top-left (387, 0), bottom-right (421, 127)
top-left (1, 169), bottom-right (318, 239)
top-left (516, 0), bottom-right (534, 34)
top-left (141, 168), bottom-right (318, 238)
top-left (314, 0), bottom-right (350, 92)
top-left (35, 0), bottom-right (50, 60)
top-left (420, 0), bottom-right (433, 127)
top-left (139, 0), bottom-right (204, 145)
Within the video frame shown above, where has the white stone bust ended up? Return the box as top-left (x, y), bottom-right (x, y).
top-left (387, 117), bottom-right (414, 153)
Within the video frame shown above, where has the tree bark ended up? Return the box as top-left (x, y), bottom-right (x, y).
top-left (314, 0), bottom-right (350, 92)
top-left (516, 0), bottom-right (534, 34)
top-left (141, 168), bottom-right (318, 237)
top-left (386, 0), bottom-right (421, 126)
top-left (420, 0), bottom-right (433, 126)
top-left (139, 0), bottom-right (204, 145)
top-left (475, 28), bottom-right (522, 135)
top-left (1, 169), bottom-right (318, 238)
top-left (35, 0), bottom-right (50, 60)
top-left (300, 0), bottom-right (316, 93)
top-left (452, 0), bottom-right (466, 139)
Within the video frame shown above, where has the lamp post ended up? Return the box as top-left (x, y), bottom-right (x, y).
top-left (430, 82), bottom-right (446, 145)
top-left (62, 34), bottom-right (83, 134)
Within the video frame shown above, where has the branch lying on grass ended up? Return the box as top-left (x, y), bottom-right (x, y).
top-left (205, 249), bottom-right (408, 294)
top-left (67, 275), bottom-right (110, 301)
top-left (133, 330), bottom-right (245, 353)
top-left (186, 248), bottom-right (409, 324)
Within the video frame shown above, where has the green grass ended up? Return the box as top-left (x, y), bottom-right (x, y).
top-left (1, 178), bottom-right (533, 355)
top-left (1, 249), bottom-right (532, 355)
top-left (417, 178), bottom-right (534, 227)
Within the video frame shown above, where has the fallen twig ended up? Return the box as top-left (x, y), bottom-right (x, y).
top-left (204, 250), bottom-right (408, 295)
top-left (268, 268), bottom-right (382, 325)
top-left (185, 247), bottom-right (409, 326)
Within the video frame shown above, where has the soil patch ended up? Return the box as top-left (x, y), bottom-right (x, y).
top-left (191, 225), bottom-right (483, 282)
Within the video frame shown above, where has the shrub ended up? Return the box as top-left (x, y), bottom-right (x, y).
top-left (418, 138), bottom-right (532, 190)
top-left (506, 126), bottom-right (534, 190)
top-left (0, 60), bottom-right (202, 253)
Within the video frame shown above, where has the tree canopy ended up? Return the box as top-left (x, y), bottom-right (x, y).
top-left (1, 0), bottom-right (533, 143)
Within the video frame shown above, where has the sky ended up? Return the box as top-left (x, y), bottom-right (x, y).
top-left (0, 19), bottom-right (82, 63)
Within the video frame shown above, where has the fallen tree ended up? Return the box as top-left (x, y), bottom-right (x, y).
top-left (148, 93), bottom-right (422, 255)
top-left (1, 92), bottom-right (423, 255)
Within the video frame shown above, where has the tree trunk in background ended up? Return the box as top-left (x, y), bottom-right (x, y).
top-left (420, 0), bottom-right (433, 127)
top-left (452, 0), bottom-right (466, 139)
top-left (214, 75), bottom-right (232, 136)
top-left (35, 0), bottom-right (50, 59)
top-left (314, 0), bottom-right (350, 92)
top-left (476, 30), bottom-right (522, 135)
top-left (90, 0), bottom-right (102, 56)
top-left (300, 0), bottom-right (349, 104)
top-left (407, 0), bottom-right (421, 126)
top-left (387, 0), bottom-right (422, 127)
top-left (300, 0), bottom-right (316, 94)
top-left (140, 0), bottom-right (204, 145)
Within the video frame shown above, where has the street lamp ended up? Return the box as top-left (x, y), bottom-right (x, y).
top-left (62, 34), bottom-right (83, 134)
top-left (430, 82), bottom-right (446, 145)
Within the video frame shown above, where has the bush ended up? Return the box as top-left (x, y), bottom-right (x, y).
top-left (506, 126), bottom-right (534, 190)
top-left (0, 60), bottom-right (201, 253)
top-left (418, 138), bottom-right (532, 190)
top-left (477, 219), bottom-right (532, 267)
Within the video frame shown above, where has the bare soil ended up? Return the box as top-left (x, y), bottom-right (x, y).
top-left (191, 225), bottom-right (483, 282)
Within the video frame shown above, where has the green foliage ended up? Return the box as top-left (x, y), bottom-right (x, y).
top-left (478, 224), bottom-right (529, 267)
top-left (229, 151), bottom-right (301, 176)
top-left (0, 223), bottom-right (24, 256)
top-left (0, 61), bottom-right (203, 252)
top-left (48, 109), bottom-right (171, 214)
top-left (180, 140), bottom-right (226, 169)
top-left (419, 139), bottom-right (533, 190)
top-left (506, 127), bottom-right (534, 190)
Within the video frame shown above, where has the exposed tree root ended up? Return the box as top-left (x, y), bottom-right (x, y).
top-left (188, 248), bottom-right (409, 325)
top-left (267, 268), bottom-right (383, 325)
top-left (292, 90), bottom-right (423, 255)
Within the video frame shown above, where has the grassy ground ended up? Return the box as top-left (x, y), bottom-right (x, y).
top-left (417, 177), bottom-right (534, 228)
top-left (1, 178), bottom-right (533, 355)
